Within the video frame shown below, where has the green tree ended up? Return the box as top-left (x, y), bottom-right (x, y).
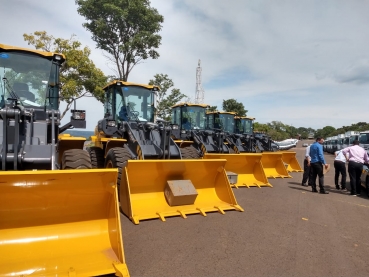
top-left (300, 131), bottom-right (308, 139)
top-left (268, 129), bottom-right (289, 141)
top-left (315, 126), bottom-right (336, 138)
top-left (23, 31), bottom-right (107, 119)
top-left (222, 99), bottom-right (247, 116)
top-left (254, 122), bottom-right (270, 133)
top-left (76, 0), bottom-right (164, 81)
top-left (148, 74), bottom-right (186, 121)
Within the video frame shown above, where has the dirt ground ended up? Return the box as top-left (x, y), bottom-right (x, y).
top-left (120, 141), bottom-right (369, 277)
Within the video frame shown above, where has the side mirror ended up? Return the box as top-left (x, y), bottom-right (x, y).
top-left (70, 109), bottom-right (86, 129)
top-left (71, 110), bottom-right (86, 120)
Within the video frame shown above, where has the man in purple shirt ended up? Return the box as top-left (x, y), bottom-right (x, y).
top-left (342, 140), bottom-right (369, 196)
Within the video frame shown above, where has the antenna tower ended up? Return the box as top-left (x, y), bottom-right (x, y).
top-left (195, 59), bottom-right (205, 104)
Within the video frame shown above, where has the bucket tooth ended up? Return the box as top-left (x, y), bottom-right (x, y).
top-left (232, 204), bottom-right (244, 212)
top-left (113, 262), bottom-right (130, 277)
top-left (215, 206), bottom-right (226, 214)
top-left (177, 210), bottom-right (187, 219)
top-left (197, 208), bottom-right (207, 217)
top-left (157, 212), bottom-right (167, 222)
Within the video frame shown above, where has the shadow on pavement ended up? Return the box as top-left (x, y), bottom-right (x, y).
top-left (288, 186), bottom-right (311, 192)
top-left (287, 182), bottom-right (301, 185)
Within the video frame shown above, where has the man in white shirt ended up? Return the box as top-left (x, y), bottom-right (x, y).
top-left (301, 145), bottom-right (313, 186)
top-left (334, 149), bottom-right (347, 190)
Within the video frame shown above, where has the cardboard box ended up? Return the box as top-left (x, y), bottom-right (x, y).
top-left (226, 171), bottom-right (238, 184)
top-left (164, 180), bottom-right (198, 206)
top-left (323, 164), bottom-right (331, 175)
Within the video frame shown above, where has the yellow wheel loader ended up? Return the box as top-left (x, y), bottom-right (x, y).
top-left (0, 44), bottom-right (129, 277)
top-left (171, 104), bottom-right (283, 188)
top-left (89, 81), bottom-right (243, 224)
top-left (234, 116), bottom-right (302, 173)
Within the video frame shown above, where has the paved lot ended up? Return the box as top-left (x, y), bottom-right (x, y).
top-left (120, 141), bottom-right (369, 277)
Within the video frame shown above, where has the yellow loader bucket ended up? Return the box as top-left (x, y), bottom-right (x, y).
top-left (0, 169), bottom-right (129, 277)
top-left (281, 151), bottom-right (303, 172)
top-left (261, 152), bottom-right (292, 178)
top-left (203, 153), bottom-right (272, 188)
top-left (120, 159), bottom-right (244, 224)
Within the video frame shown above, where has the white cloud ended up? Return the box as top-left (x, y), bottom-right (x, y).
top-left (2, 0), bottom-right (369, 130)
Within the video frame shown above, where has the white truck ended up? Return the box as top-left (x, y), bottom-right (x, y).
top-left (336, 134), bottom-right (345, 151)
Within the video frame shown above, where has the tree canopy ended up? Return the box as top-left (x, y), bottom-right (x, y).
top-left (148, 74), bottom-right (186, 121)
top-left (314, 126), bottom-right (336, 139)
top-left (23, 31), bottom-right (107, 119)
top-left (76, 0), bottom-right (164, 81)
top-left (222, 99), bottom-right (247, 116)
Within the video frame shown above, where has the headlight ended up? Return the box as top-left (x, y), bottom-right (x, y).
top-left (107, 120), bottom-right (116, 127)
top-left (172, 124), bottom-right (179, 130)
top-left (54, 54), bottom-right (62, 61)
top-left (181, 130), bottom-right (186, 134)
top-left (72, 110), bottom-right (85, 120)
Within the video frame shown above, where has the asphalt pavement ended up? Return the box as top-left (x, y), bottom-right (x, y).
top-left (120, 141), bottom-right (369, 277)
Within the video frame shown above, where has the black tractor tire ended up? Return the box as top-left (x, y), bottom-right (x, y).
top-left (104, 147), bottom-right (132, 198)
top-left (87, 146), bottom-right (105, 168)
top-left (62, 149), bottom-right (92, 169)
top-left (181, 146), bottom-right (201, 159)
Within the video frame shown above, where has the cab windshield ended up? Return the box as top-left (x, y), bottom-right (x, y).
top-left (237, 118), bottom-right (253, 134)
top-left (181, 106), bottom-right (206, 130)
top-left (359, 133), bottom-right (369, 144)
top-left (215, 113), bottom-right (235, 133)
top-left (349, 135), bottom-right (359, 144)
top-left (0, 51), bottom-right (57, 109)
top-left (116, 86), bottom-right (154, 122)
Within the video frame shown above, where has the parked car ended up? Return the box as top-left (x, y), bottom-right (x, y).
top-left (302, 143), bottom-right (308, 147)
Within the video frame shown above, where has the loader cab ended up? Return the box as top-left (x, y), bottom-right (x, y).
top-left (0, 44), bottom-right (66, 170)
top-left (99, 81), bottom-right (158, 137)
top-left (235, 116), bottom-right (254, 135)
top-left (104, 81), bottom-right (157, 123)
top-left (171, 103), bottom-right (208, 131)
top-left (0, 45), bottom-right (64, 111)
top-left (206, 111), bottom-right (236, 134)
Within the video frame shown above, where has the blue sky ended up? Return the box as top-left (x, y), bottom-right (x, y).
top-left (1, 0), bottom-right (369, 130)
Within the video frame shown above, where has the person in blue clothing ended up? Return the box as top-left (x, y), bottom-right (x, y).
top-left (310, 137), bottom-right (330, 194)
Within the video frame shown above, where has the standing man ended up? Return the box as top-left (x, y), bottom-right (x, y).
top-left (342, 140), bottom-right (369, 196)
top-left (301, 144), bottom-right (313, 187)
top-left (334, 149), bottom-right (347, 190)
top-left (310, 137), bottom-right (329, 194)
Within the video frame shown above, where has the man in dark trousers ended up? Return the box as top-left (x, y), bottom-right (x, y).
top-left (334, 149), bottom-right (348, 190)
top-left (342, 140), bottom-right (369, 196)
top-left (310, 137), bottom-right (329, 194)
top-left (301, 145), bottom-right (313, 186)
